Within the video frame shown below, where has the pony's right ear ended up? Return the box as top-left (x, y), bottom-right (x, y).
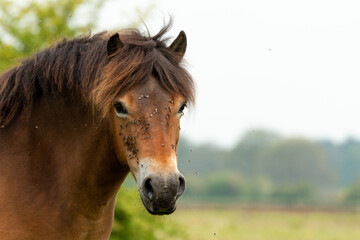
top-left (168, 31), bottom-right (187, 61)
top-left (107, 33), bottom-right (124, 56)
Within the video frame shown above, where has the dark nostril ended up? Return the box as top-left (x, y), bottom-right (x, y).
top-left (143, 178), bottom-right (154, 200)
top-left (178, 175), bottom-right (186, 197)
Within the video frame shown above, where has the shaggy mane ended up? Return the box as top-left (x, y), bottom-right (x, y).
top-left (0, 23), bottom-right (195, 126)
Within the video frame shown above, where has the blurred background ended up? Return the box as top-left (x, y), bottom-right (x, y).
top-left (1, 0), bottom-right (360, 239)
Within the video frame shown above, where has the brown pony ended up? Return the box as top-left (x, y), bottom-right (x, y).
top-left (0, 23), bottom-right (194, 239)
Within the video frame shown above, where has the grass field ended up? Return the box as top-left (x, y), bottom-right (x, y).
top-left (170, 207), bottom-right (360, 240)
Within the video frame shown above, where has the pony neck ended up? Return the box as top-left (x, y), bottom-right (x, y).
top-left (6, 95), bottom-right (128, 225)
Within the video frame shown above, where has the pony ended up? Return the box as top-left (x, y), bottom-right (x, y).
top-left (0, 23), bottom-right (195, 239)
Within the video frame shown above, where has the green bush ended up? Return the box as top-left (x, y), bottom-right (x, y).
top-left (203, 173), bottom-right (243, 197)
top-left (344, 182), bottom-right (360, 206)
top-left (110, 187), bottom-right (188, 240)
top-left (269, 183), bottom-right (314, 205)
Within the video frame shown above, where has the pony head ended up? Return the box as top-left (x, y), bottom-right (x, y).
top-left (97, 27), bottom-right (194, 215)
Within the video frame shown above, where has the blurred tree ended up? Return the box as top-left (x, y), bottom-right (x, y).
top-left (239, 178), bottom-right (272, 203)
top-left (204, 172), bottom-right (243, 197)
top-left (0, 0), bottom-right (156, 72)
top-left (270, 183), bottom-right (314, 205)
top-left (321, 138), bottom-right (360, 188)
top-left (178, 137), bottom-right (227, 176)
top-left (226, 130), bottom-right (280, 179)
top-left (338, 139), bottom-right (360, 186)
top-left (344, 181), bottom-right (360, 206)
top-left (0, 0), bottom-right (108, 72)
top-left (259, 138), bottom-right (336, 188)
top-left (178, 133), bottom-right (350, 206)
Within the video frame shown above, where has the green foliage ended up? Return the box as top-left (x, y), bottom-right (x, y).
top-left (322, 139), bottom-right (360, 187)
top-left (178, 138), bottom-right (227, 176)
top-left (227, 130), bottom-right (280, 179)
top-left (270, 183), bottom-right (314, 205)
top-left (0, 0), bottom-right (105, 72)
top-left (178, 130), bottom-right (360, 206)
top-left (204, 173), bottom-right (243, 197)
top-left (110, 187), bottom-right (188, 240)
top-left (259, 138), bottom-right (335, 187)
top-left (344, 181), bottom-right (360, 206)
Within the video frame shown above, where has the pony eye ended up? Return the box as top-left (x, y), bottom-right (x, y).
top-left (178, 103), bottom-right (187, 115)
top-left (114, 102), bottom-right (128, 116)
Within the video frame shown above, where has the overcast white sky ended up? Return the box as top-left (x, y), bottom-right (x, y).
top-left (95, 0), bottom-right (360, 148)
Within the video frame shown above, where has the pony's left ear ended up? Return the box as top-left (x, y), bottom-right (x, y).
top-left (107, 33), bottom-right (124, 56)
top-left (168, 31), bottom-right (187, 61)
